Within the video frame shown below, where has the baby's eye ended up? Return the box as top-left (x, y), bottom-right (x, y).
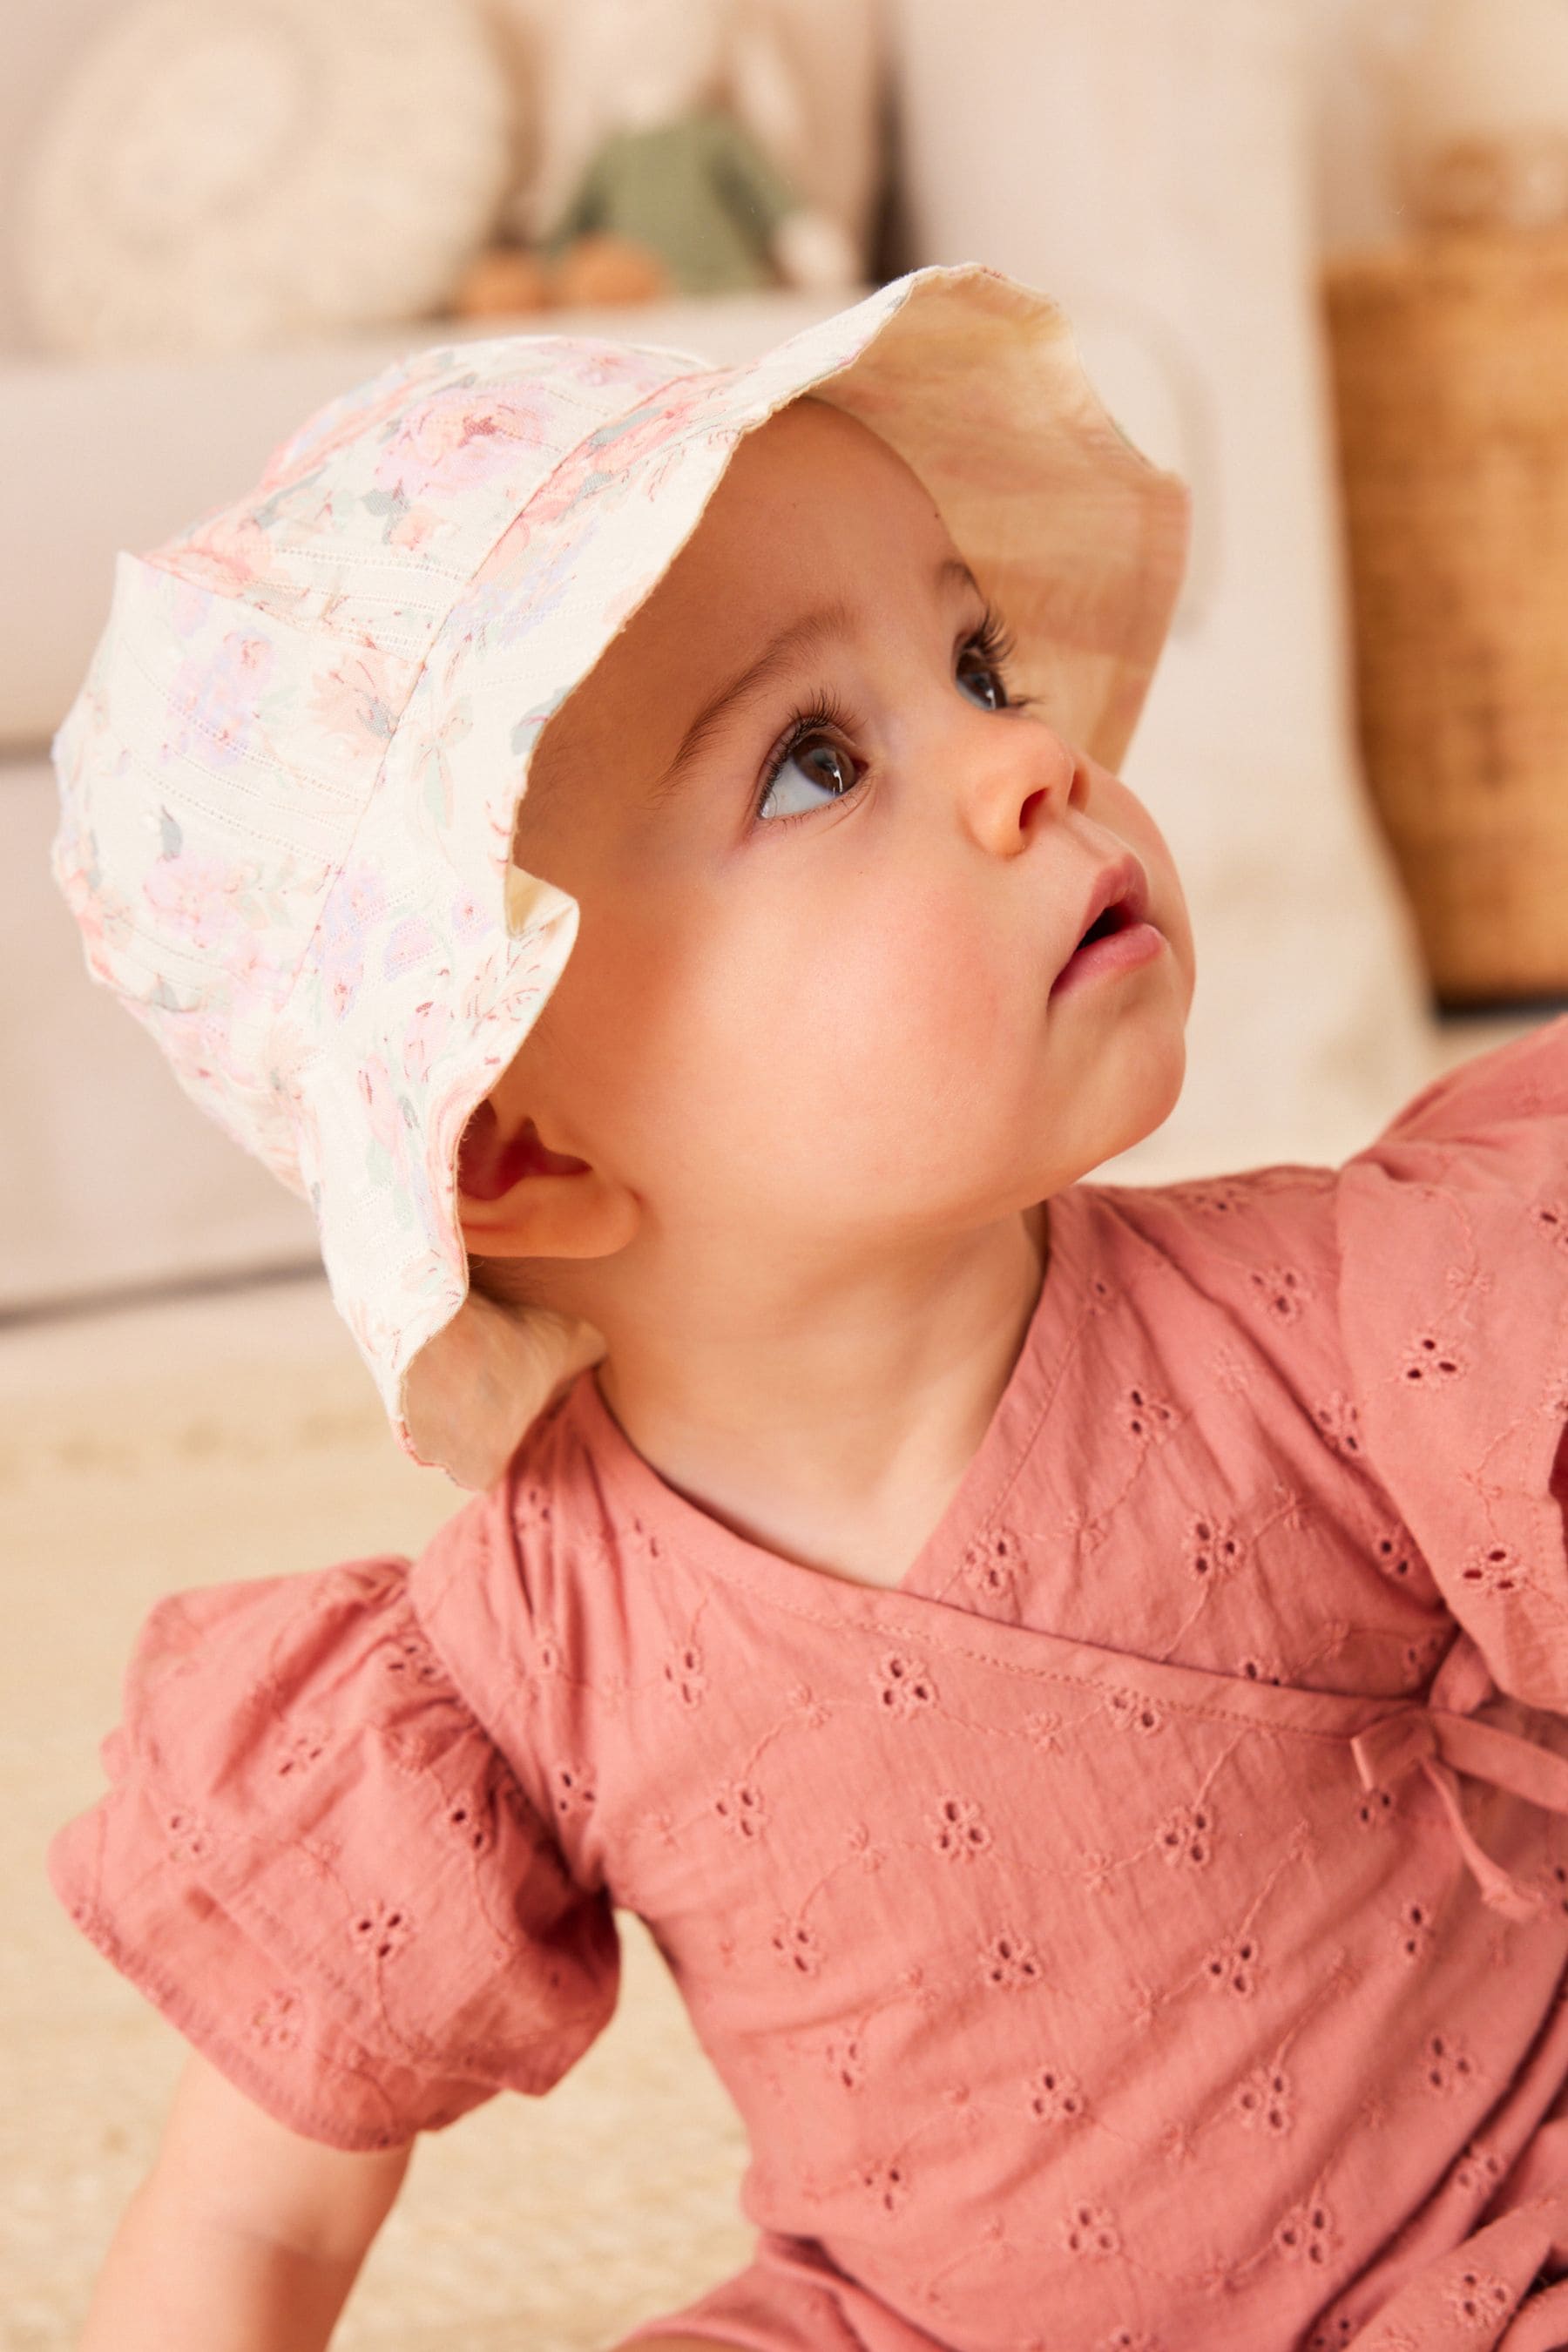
top-left (956, 652), bottom-right (1010, 713)
top-left (757, 735), bottom-right (858, 824)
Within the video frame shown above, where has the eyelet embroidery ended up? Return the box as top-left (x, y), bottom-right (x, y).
top-left (1418, 2029), bottom-right (1477, 2093)
top-left (1124, 1385), bottom-right (1176, 1443)
top-left (1458, 1542), bottom-right (1524, 1598)
top-left (1314, 1392), bottom-right (1362, 1457)
top-left (857, 2154), bottom-right (911, 2216)
top-left (274, 1723), bottom-right (333, 1776)
top-left (1394, 1896), bottom-right (1435, 1964)
top-left (770, 1914), bottom-right (822, 1976)
top-left (548, 1759), bottom-right (596, 1817)
top-left (1025, 2060), bottom-right (1088, 2124)
top-left (1183, 1514), bottom-right (1245, 1585)
top-left (1105, 1686), bottom-right (1164, 1734)
top-left (873, 1652), bottom-right (936, 1713)
top-left (714, 1779), bottom-right (767, 1840)
top-left (1062, 2200), bottom-right (1121, 2258)
top-left (444, 1794), bottom-right (492, 1855)
top-left (1156, 1800), bottom-right (1215, 1867)
top-left (1451, 2139), bottom-right (1506, 2198)
top-left (164, 1806), bottom-right (213, 1863)
top-left (1273, 2198), bottom-right (1335, 2266)
top-left (824, 2031), bottom-right (867, 2090)
top-left (515, 1477), bottom-right (554, 1525)
top-left (379, 1625), bottom-right (443, 1685)
top-left (1372, 1529), bottom-right (1418, 1584)
top-left (625, 1513), bottom-right (666, 1565)
top-left (662, 1639), bottom-right (706, 1707)
top-left (349, 1899), bottom-right (412, 1961)
top-left (1202, 1933), bottom-right (1260, 1996)
top-left (1249, 1265), bottom-right (1311, 1323)
top-left (963, 1524), bottom-right (1026, 1598)
top-left (1445, 2269), bottom-right (1511, 2326)
top-left (1186, 1179), bottom-right (1250, 1216)
top-left (931, 1794), bottom-right (992, 1860)
top-left (1233, 2064), bottom-right (1294, 2134)
top-left (979, 1928), bottom-right (1044, 1989)
top-left (1401, 1333), bottom-right (1465, 1384)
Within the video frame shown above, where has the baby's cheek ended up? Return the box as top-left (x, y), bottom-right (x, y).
top-left (708, 882), bottom-right (1009, 1172)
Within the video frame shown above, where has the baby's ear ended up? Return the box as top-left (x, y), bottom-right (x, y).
top-left (456, 1098), bottom-right (587, 1200)
top-left (456, 1099), bottom-right (639, 1261)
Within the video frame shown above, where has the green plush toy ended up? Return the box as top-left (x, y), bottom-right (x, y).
top-left (547, 105), bottom-right (816, 296)
top-left (528, 0), bottom-right (862, 301)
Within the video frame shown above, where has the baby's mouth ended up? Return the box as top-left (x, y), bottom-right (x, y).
top-left (1076, 902), bottom-right (1126, 950)
top-left (1051, 854), bottom-right (1159, 997)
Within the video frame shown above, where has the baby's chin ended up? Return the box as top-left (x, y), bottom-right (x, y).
top-left (1025, 1024), bottom-right (1190, 1191)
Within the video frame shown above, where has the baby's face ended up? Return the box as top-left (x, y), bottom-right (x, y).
top-left (483, 397), bottom-right (1193, 1286)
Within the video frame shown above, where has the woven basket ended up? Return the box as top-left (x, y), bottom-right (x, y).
top-left (1322, 226), bottom-right (1568, 1008)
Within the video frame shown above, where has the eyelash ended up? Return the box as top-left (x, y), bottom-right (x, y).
top-left (753, 604), bottom-right (1039, 830)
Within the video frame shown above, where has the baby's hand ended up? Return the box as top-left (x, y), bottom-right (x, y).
top-left (77, 2049), bottom-right (411, 2351)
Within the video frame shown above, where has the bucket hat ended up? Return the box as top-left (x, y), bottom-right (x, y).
top-left (50, 262), bottom-right (1191, 1490)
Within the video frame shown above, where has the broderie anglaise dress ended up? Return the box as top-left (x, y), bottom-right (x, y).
top-left (51, 1017), bottom-right (1568, 2352)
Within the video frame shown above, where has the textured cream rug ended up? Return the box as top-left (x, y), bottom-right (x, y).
top-left (0, 1275), bottom-right (753, 2351)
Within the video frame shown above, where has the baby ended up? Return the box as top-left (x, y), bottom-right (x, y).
top-left (46, 264), bottom-right (1568, 2352)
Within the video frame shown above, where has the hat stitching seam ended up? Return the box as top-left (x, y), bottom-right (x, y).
top-left (108, 639), bottom-right (367, 816)
top-left (100, 718), bottom-right (357, 875)
top-left (132, 547), bottom-right (443, 649)
top-left (249, 542), bottom-right (477, 591)
top-left (152, 534), bottom-right (476, 591)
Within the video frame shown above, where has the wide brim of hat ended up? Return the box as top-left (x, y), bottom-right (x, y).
top-left (354, 261), bottom-right (1193, 1487)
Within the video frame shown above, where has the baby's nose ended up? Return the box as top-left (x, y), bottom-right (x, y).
top-left (968, 722), bottom-right (1082, 854)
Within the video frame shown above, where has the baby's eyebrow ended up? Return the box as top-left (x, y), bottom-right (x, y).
top-left (645, 603), bottom-right (854, 812)
top-left (645, 553), bottom-right (984, 811)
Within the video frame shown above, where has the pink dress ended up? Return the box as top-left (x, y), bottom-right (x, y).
top-left (49, 1017), bottom-right (1568, 2352)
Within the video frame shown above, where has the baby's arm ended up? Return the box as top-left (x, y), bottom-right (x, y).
top-left (84, 2050), bottom-right (749, 2352)
top-left (78, 2049), bottom-right (411, 2351)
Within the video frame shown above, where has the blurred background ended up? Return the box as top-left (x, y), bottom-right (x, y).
top-left (3, 3), bottom-right (1568, 2346)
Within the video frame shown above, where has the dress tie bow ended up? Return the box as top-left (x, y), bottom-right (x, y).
top-left (1350, 1704), bottom-right (1568, 1923)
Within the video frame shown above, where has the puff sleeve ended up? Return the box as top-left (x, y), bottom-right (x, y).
top-left (1335, 1012), bottom-right (1568, 1713)
top-left (47, 1518), bottom-right (620, 2152)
